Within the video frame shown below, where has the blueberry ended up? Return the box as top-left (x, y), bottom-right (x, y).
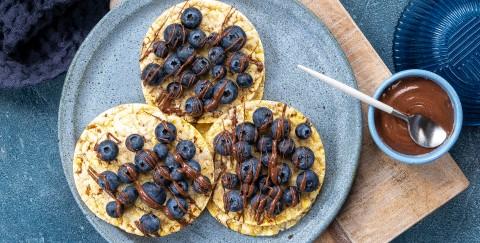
top-left (243, 183), bottom-right (258, 198)
top-left (96, 140), bottom-right (119, 162)
top-left (187, 159), bottom-right (201, 173)
top-left (213, 131), bottom-right (233, 156)
top-left (181, 7), bottom-right (202, 29)
top-left (268, 185), bottom-right (282, 196)
top-left (192, 57), bottom-right (210, 76)
top-left (296, 170), bottom-right (320, 192)
top-left (152, 41), bottom-right (168, 58)
top-left (213, 79), bottom-right (238, 104)
top-left (188, 29), bottom-right (206, 49)
top-left (295, 123), bottom-right (312, 139)
top-left (166, 197), bottom-right (189, 219)
top-left (117, 185), bottom-right (139, 206)
top-left (152, 166), bottom-right (171, 186)
top-left (282, 186), bottom-right (300, 207)
top-left (153, 143), bottom-right (168, 160)
top-left (179, 70), bottom-right (197, 88)
top-left (235, 122), bottom-right (258, 144)
top-left (164, 23), bottom-right (186, 50)
top-left (142, 63), bottom-right (167, 86)
top-left (166, 82), bottom-right (183, 98)
top-left (171, 167), bottom-right (185, 181)
top-left (138, 213), bottom-right (160, 234)
top-left (193, 175), bottom-right (212, 193)
top-left (233, 141), bottom-right (252, 162)
top-left (224, 190), bottom-right (243, 212)
top-left (125, 134), bottom-right (145, 152)
top-left (117, 163), bottom-right (138, 183)
top-left (98, 171), bottom-right (120, 192)
top-left (228, 52), bottom-right (249, 73)
top-left (221, 172), bottom-right (240, 189)
top-left (252, 107), bottom-right (273, 131)
top-left (164, 153), bottom-right (179, 170)
top-left (210, 65), bottom-right (226, 80)
top-left (292, 146), bottom-right (315, 170)
top-left (250, 193), bottom-right (267, 208)
top-left (267, 199), bottom-right (283, 216)
top-left (135, 150), bottom-right (158, 173)
top-left (142, 182), bottom-right (167, 205)
top-left (236, 73), bottom-right (253, 88)
top-left (165, 153), bottom-right (184, 181)
top-left (106, 201), bottom-right (124, 218)
top-left (257, 174), bottom-right (272, 193)
top-left (155, 122), bottom-right (177, 144)
top-left (260, 153), bottom-right (271, 168)
top-left (176, 140), bottom-right (196, 160)
top-left (203, 98), bottom-right (214, 107)
top-left (194, 80), bottom-right (214, 100)
top-left (208, 46), bottom-right (226, 64)
top-left (221, 26), bottom-right (246, 52)
top-left (256, 135), bottom-right (273, 153)
top-left (164, 54), bottom-right (182, 75)
top-left (240, 158), bottom-right (260, 183)
top-left (278, 137), bottom-right (296, 157)
top-left (176, 44), bottom-right (195, 63)
top-left (205, 32), bottom-right (219, 47)
top-left (185, 96), bottom-right (204, 118)
top-left (169, 180), bottom-right (189, 196)
top-left (271, 118), bottom-right (291, 139)
top-left (276, 163), bottom-right (291, 185)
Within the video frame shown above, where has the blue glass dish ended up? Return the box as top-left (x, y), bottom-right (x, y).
top-left (393, 0), bottom-right (480, 125)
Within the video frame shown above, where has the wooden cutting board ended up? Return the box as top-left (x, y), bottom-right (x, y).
top-left (296, 0), bottom-right (470, 242)
top-left (109, 0), bottom-right (469, 242)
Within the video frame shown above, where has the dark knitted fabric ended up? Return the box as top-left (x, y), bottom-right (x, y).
top-left (0, 0), bottom-right (109, 88)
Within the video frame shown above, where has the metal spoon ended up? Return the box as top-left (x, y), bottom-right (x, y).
top-left (297, 65), bottom-right (447, 148)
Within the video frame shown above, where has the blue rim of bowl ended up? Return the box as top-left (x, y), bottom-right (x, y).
top-left (368, 69), bottom-right (463, 164)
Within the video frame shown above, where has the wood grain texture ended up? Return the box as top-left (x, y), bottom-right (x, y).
top-left (297, 0), bottom-right (470, 242)
top-left (109, 0), bottom-right (469, 242)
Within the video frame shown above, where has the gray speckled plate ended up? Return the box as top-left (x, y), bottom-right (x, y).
top-left (58, 0), bottom-right (362, 242)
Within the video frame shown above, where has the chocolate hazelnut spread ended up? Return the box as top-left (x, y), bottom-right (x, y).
top-left (374, 77), bottom-right (454, 155)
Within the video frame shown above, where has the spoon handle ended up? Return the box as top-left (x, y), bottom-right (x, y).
top-left (297, 65), bottom-right (394, 114)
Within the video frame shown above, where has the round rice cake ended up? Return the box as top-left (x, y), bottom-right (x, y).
top-left (139, 0), bottom-right (265, 124)
top-left (205, 100), bottom-right (326, 235)
top-left (73, 103), bottom-right (214, 236)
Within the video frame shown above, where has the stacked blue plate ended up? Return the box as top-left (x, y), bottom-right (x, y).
top-left (393, 0), bottom-right (480, 125)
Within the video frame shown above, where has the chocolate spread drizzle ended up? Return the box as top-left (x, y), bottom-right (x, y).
top-left (140, 149), bottom-right (160, 169)
top-left (288, 186), bottom-right (300, 207)
top-left (173, 152), bottom-right (212, 195)
top-left (88, 167), bottom-right (116, 199)
top-left (204, 81), bottom-right (228, 112)
top-left (299, 172), bottom-right (308, 192)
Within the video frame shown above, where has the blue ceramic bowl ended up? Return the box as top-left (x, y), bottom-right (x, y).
top-left (368, 69), bottom-right (463, 164)
top-left (393, 0), bottom-right (480, 125)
